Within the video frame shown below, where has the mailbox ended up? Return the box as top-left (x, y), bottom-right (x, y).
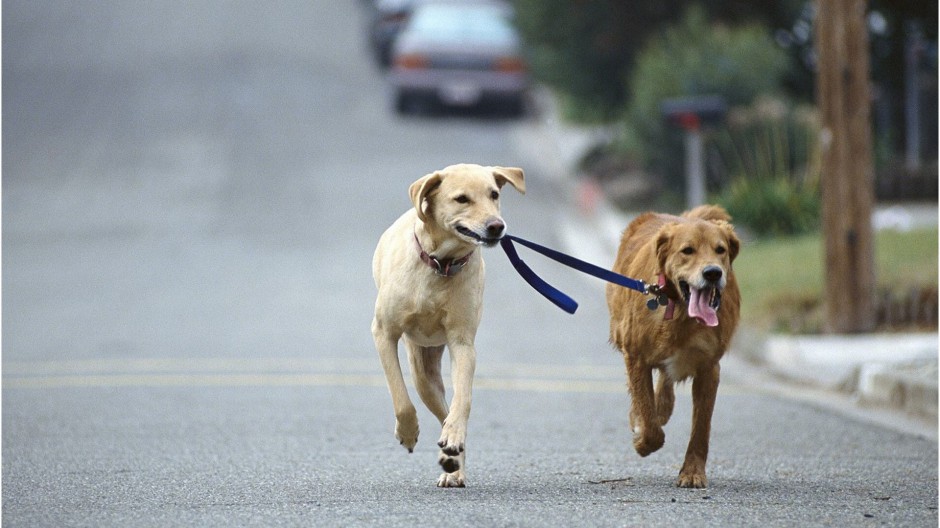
top-left (661, 95), bottom-right (727, 130)
top-left (659, 95), bottom-right (727, 208)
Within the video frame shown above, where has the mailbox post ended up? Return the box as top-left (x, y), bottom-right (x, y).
top-left (661, 96), bottom-right (727, 209)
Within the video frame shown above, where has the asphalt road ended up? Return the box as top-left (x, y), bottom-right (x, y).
top-left (3, 2), bottom-right (937, 527)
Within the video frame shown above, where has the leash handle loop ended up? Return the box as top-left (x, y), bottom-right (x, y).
top-left (500, 237), bottom-right (579, 314)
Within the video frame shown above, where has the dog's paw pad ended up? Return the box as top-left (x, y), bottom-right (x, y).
top-left (439, 455), bottom-right (461, 474)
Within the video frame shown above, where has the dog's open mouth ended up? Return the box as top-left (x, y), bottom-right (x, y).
top-left (679, 281), bottom-right (722, 327)
top-left (456, 225), bottom-right (501, 247)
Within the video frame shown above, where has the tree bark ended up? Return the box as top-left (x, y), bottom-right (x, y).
top-left (815, 0), bottom-right (876, 333)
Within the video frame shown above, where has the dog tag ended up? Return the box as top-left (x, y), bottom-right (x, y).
top-left (657, 294), bottom-right (669, 306)
top-left (646, 298), bottom-right (659, 311)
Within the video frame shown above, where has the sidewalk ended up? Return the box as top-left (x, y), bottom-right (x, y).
top-left (515, 86), bottom-right (939, 436)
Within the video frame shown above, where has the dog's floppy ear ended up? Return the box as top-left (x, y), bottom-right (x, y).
top-left (492, 166), bottom-right (525, 194)
top-left (723, 223), bottom-right (740, 263)
top-left (655, 224), bottom-right (677, 271)
top-left (409, 171), bottom-right (443, 223)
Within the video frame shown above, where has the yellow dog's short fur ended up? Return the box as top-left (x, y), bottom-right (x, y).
top-left (372, 163), bottom-right (524, 487)
top-left (606, 205), bottom-right (740, 488)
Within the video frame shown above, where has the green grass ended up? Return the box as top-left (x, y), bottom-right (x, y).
top-left (735, 227), bottom-right (938, 332)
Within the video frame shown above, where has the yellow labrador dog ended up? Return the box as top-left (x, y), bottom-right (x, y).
top-left (372, 163), bottom-right (525, 487)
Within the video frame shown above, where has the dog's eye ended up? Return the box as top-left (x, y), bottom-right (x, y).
top-left (716, 246), bottom-right (726, 255)
top-left (491, 191), bottom-right (499, 200)
top-left (454, 195), bottom-right (470, 204)
top-left (681, 247), bottom-right (695, 255)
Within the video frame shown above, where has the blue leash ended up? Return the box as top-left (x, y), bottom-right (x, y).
top-left (499, 234), bottom-right (652, 314)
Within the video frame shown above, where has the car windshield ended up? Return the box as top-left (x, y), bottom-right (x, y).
top-left (406, 4), bottom-right (516, 44)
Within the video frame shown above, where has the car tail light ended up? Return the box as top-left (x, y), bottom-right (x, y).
top-left (495, 57), bottom-right (527, 73)
top-left (381, 12), bottom-right (407, 24)
top-left (394, 53), bottom-right (429, 70)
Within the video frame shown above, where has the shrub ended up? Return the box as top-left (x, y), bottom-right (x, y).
top-left (718, 175), bottom-right (818, 236)
top-left (713, 97), bottom-right (820, 237)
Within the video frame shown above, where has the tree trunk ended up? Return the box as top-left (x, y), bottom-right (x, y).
top-left (815, 0), bottom-right (876, 333)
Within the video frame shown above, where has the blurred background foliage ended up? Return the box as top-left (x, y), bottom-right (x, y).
top-left (512, 0), bottom-right (806, 122)
top-left (512, 0), bottom-right (937, 235)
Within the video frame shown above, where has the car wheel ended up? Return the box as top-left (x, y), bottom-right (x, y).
top-left (501, 94), bottom-right (526, 118)
top-left (395, 91), bottom-right (427, 116)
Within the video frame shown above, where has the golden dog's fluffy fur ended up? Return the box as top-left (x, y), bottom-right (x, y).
top-left (606, 205), bottom-right (740, 488)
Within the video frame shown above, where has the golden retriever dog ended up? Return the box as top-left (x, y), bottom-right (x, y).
top-left (606, 205), bottom-right (740, 488)
top-left (372, 163), bottom-right (525, 487)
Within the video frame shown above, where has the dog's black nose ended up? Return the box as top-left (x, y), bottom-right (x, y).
top-left (703, 266), bottom-right (723, 283)
top-left (485, 220), bottom-right (505, 239)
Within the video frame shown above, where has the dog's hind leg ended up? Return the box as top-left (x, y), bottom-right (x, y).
top-left (373, 319), bottom-right (419, 453)
top-left (407, 342), bottom-right (448, 423)
top-left (655, 369), bottom-right (675, 426)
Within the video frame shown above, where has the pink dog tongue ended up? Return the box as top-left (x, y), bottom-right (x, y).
top-left (688, 288), bottom-right (719, 327)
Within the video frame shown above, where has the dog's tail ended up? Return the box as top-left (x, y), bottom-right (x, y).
top-left (684, 204), bottom-right (732, 223)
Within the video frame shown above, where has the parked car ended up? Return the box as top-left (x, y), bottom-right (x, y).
top-left (387, 1), bottom-right (529, 116)
top-left (369, 0), bottom-right (432, 67)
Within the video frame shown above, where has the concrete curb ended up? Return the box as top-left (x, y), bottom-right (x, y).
top-left (858, 360), bottom-right (938, 420)
top-left (762, 333), bottom-right (938, 422)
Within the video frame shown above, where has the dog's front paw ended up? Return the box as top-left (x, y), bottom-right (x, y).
top-left (677, 458), bottom-right (707, 488)
top-left (677, 470), bottom-right (707, 488)
top-left (437, 421), bottom-right (466, 456)
top-left (437, 470), bottom-right (466, 488)
top-left (395, 409), bottom-right (419, 453)
top-left (632, 426), bottom-right (665, 457)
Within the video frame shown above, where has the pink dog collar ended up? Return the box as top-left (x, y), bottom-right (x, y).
top-left (414, 233), bottom-right (473, 277)
top-left (659, 274), bottom-right (676, 321)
